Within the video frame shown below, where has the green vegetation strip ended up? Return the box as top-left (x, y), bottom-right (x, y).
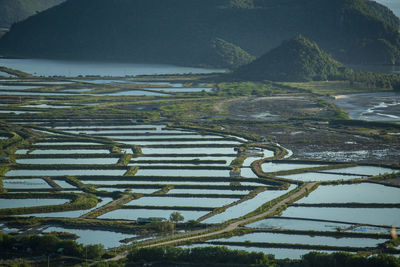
top-left (239, 183), bottom-right (319, 225)
top-left (82, 194), bottom-right (141, 219)
top-left (197, 187), bottom-right (268, 222)
top-left (271, 163), bottom-right (357, 176)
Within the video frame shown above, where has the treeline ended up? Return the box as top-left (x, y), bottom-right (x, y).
top-left (0, 232), bottom-right (105, 260)
top-left (124, 247), bottom-right (400, 267)
top-left (345, 71), bottom-right (400, 91)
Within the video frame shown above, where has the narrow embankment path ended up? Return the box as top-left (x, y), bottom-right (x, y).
top-left (107, 182), bottom-right (316, 261)
top-left (81, 194), bottom-right (135, 219)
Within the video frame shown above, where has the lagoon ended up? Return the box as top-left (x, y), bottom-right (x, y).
top-left (0, 58), bottom-right (225, 77)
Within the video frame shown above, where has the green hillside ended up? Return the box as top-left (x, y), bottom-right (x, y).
top-left (0, 0), bottom-right (65, 28)
top-left (233, 36), bottom-right (343, 82)
top-left (0, 0), bottom-right (399, 68)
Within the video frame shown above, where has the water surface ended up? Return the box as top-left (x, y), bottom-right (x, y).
top-left (262, 162), bottom-right (326, 173)
top-left (0, 198), bottom-right (69, 209)
top-left (298, 183), bottom-right (400, 204)
top-left (204, 185), bottom-right (296, 223)
top-left (6, 169), bottom-right (126, 177)
top-left (281, 206), bottom-right (400, 226)
top-left (99, 209), bottom-right (207, 221)
top-left (214, 232), bottom-right (385, 248)
top-left (43, 226), bottom-right (135, 248)
top-left (0, 58), bottom-right (225, 77)
top-left (127, 196), bottom-right (237, 207)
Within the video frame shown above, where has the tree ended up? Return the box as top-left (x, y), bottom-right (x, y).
top-left (169, 212), bottom-right (184, 224)
top-left (84, 244), bottom-right (105, 259)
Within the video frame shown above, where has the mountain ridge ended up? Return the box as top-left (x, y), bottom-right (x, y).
top-left (233, 36), bottom-right (343, 82)
top-left (0, 0), bottom-right (399, 68)
top-left (0, 0), bottom-right (65, 28)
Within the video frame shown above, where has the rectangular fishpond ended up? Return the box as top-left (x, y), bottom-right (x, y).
top-left (126, 196), bottom-right (237, 207)
top-left (213, 232), bottom-right (385, 248)
top-left (98, 209), bottom-right (208, 222)
top-left (6, 169), bottom-right (126, 177)
top-left (3, 178), bottom-right (51, 189)
top-left (297, 183), bottom-right (400, 204)
top-left (43, 227), bottom-right (136, 249)
top-left (16, 158), bottom-right (119, 165)
top-left (280, 206), bottom-right (400, 227)
top-left (0, 198), bottom-right (70, 209)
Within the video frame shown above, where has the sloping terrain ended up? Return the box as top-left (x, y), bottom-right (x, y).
top-left (0, 0), bottom-right (399, 67)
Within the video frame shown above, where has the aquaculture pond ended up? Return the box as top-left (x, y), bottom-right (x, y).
top-left (16, 158), bottom-right (120, 165)
top-left (167, 189), bottom-right (250, 195)
top-left (213, 232), bottom-right (386, 248)
top-left (34, 142), bottom-right (102, 146)
top-left (261, 162), bottom-right (327, 173)
top-left (280, 207), bottom-right (400, 227)
top-left (126, 196), bottom-right (238, 208)
top-left (240, 168), bottom-right (259, 178)
top-left (0, 198), bottom-right (70, 209)
top-left (6, 169), bottom-right (126, 177)
top-left (21, 104), bottom-right (73, 109)
top-left (43, 227), bottom-right (136, 249)
top-left (297, 183), bottom-right (400, 204)
top-left (203, 185), bottom-right (296, 223)
top-left (279, 172), bottom-right (361, 182)
top-left (319, 165), bottom-right (397, 176)
top-left (53, 180), bottom-right (77, 189)
top-left (15, 149), bottom-right (111, 155)
top-left (146, 87), bottom-right (212, 92)
top-left (247, 218), bottom-right (392, 234)
top-left (99, 209), bottom-right (208, 222)
top-left (120, 140), bottom-right (240, 145)
top-left (3, 178), bottom-right (52, 189)
top-left (0, 85), bottom-right (41, 90)
top-left (22, 197), bottom-right (113, 218)
top-left (242, 149), bottom-right (274, 167)
top-left (141, 147), bottom-right (237, 155)
top-left (54, 124), bottom-right (165, 130)
top-left (97, 188), bottom-right (159, 194)
top-left (113, 134), bottom-right (223, 140)
top-left (134, 169), bottom-right (231, 177)
top-left (96, 90), bottom-right (167, 97)
top-left (84, 180), bottom-right (263, 187)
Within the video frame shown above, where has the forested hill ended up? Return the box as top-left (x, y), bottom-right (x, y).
top-left (0, 0), bottom-right (399, 68)
top-left (0, 0), bottom-right (65, 28)
top-left (233, 36), bottom-right (343, 82)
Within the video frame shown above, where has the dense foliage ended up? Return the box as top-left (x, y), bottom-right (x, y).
top-left (233, 36), bottom-right (343, 82)
top-left (127, 246), bottom-right (272, 266)
top-left (0, 232), bottom-right (105, 259)
top-left (0, 0), bottom-right (399, 68)
top-left (0, 0), bottom-right (64, 27)
top-left (125, 247), bottom-right (400, 267)
top-left (346, 71), bottom-right (400, 91)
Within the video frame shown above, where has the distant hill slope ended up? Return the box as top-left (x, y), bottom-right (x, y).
top-left (233, 37), bottom-right (343, 82)
top-left (0, 0), bottom-right (65, 28)
top-left (0, 0), bottom-right (399, 68)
